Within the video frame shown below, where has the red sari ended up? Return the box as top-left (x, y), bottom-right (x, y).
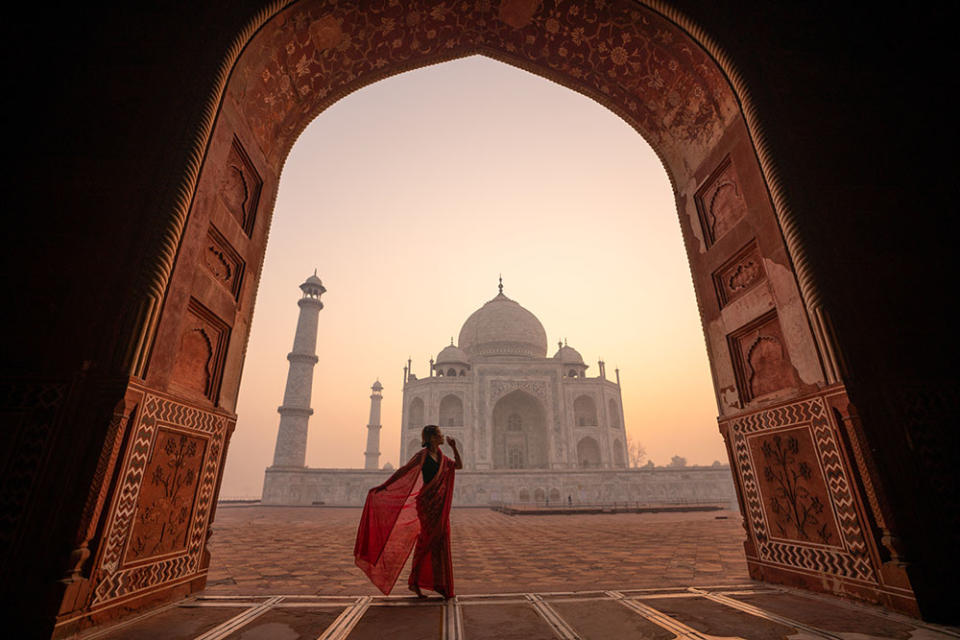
top-left (354, 448), bottom-right (456, 596)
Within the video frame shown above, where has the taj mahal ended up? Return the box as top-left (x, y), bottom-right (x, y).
top-left (399, 278), bottom-right (627, 471)
top-left (262, 274), bottom-right (735, 507)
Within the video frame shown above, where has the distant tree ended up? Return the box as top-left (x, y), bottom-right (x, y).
top-left (626, 434), bottom-right (647, 468)
top-left (643, 460), bottom-right (655, 469)
top-left (711, 460), bottom-right (724, 467)
top-left (668, 455), bottom-right (687, 468)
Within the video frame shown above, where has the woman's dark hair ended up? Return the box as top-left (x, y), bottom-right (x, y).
top-left (421, 424), bottom-right (440, 447)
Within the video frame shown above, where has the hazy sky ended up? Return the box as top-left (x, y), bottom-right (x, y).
top-left (220, 56), bottom-right (722, 498)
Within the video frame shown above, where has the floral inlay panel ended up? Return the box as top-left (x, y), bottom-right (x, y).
top-left (91, 388), bottom-right (228, 607)
top-left (125, 428), bottom-right (208, 563)
top-left (726, 394), bottom-right (876, 583)
top-left (747, 426), bottom-right (841, 546)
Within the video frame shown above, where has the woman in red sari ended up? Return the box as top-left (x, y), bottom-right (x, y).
top-left (355, 425), bottom-right (462, 598)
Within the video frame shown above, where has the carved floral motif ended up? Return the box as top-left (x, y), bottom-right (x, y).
top-left (755, 430), bottom-right (837, 544)
top-left (714, 241), bottom-right (766, 308)
top-left (202, 226), bottom-right (245, 300)
top-left (230, 0), bottom-right (736, 168)
top-left (204, 246), bottom-right (232, 282)
top-left (726, 395), bottom-right (876, 583)
top-left (729, 260), bottom-right (761, 291)
top-left (92, 389), bottom-right (228, 606)
top-left (489, 379), bottom-right (547, 404)
top-left (126, 429), bottom-right (207, 562)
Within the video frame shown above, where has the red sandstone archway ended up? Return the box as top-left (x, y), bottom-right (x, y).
top-left (52, 1), bottom-right (918, 634)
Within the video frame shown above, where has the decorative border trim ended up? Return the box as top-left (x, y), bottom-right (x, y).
top-left (91, 391), bottom-right (228, 607)
top-left (727, 394), bottom-right (876, 584)
top-left (489, 379), bottom-right (548, 405)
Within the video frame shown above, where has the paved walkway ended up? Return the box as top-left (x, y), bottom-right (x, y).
top-left (204, 506), bottom-right (749, 596)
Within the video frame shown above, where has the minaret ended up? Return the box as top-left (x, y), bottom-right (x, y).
top-left (271, 271), bottom-right (325, 467)
top-left (364, 380), bottom-right (384, 470)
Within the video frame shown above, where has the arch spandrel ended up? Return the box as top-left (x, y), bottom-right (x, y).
top-left (228, 0), bottom-right (739, 178)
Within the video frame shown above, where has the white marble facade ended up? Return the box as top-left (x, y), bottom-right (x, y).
top-left (400, 287), bottom-right (630, 472)
top-left (262, 466), bottom-right (737, 507)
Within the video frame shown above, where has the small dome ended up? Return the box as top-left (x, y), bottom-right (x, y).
top-left (554, 344), bottom-right (584, 364)
top-left (382, 462), bottom-right (394, 471)
top-left (300, 270), bottom-right (326, 294)
top-left (458, 293), bottom-right (547, 358)
top-left (371, 380), bottom-right (383, 392)
top-left (437, 340), bottom-right (469, 365)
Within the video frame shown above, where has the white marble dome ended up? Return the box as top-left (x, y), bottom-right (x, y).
top-left (458, 293), bottom-right (548, 358)
top-left (554, 344), bottom-right (584, 364)
top-left (437, 342), bottom-right (469, 364)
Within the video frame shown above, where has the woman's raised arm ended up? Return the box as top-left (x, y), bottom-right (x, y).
top-left (446, 436), bottom-right (463, 470)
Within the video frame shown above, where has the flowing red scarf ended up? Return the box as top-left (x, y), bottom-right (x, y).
top-left (354, 448), bottom-right (456, 596)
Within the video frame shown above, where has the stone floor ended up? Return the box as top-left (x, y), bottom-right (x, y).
top-left (74, 507), bottom-right (960, 640)
top-left (203, 506), bottom-right (749, 595)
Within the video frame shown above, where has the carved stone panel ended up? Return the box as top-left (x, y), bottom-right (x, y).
top-left (203, 225), bottom-right (245, 300)
top-left (489, 379), bottom-right (547, 404)
top-left (218, 137), bottom-right (261, 236)
top-left (727, 394), bottom-right (876, 584)
top-left (696, 156), bottom-right (748, 247)
top-left (728, 311), bottom-right (798, 405)
top-left (170, 299), bottom-right (230, 404)
top-left (714, 240), bottom-right (765, 307)
top-left (91, 387), bottom-right (228, 607)
top-left (747, 426), bottom-right (841, 546)
top-left (234, 1), bottom-right (737, 167)
top-left (125, 428), bottom-right (208, 563)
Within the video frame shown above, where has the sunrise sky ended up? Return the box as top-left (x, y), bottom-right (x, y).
top-left (220, 55), bottom-right (723, 498)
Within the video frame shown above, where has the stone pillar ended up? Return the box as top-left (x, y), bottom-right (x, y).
top-left (364, 380), bottom-right (383, 470)
top-left (271, 272), bottom-right (325, 467)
